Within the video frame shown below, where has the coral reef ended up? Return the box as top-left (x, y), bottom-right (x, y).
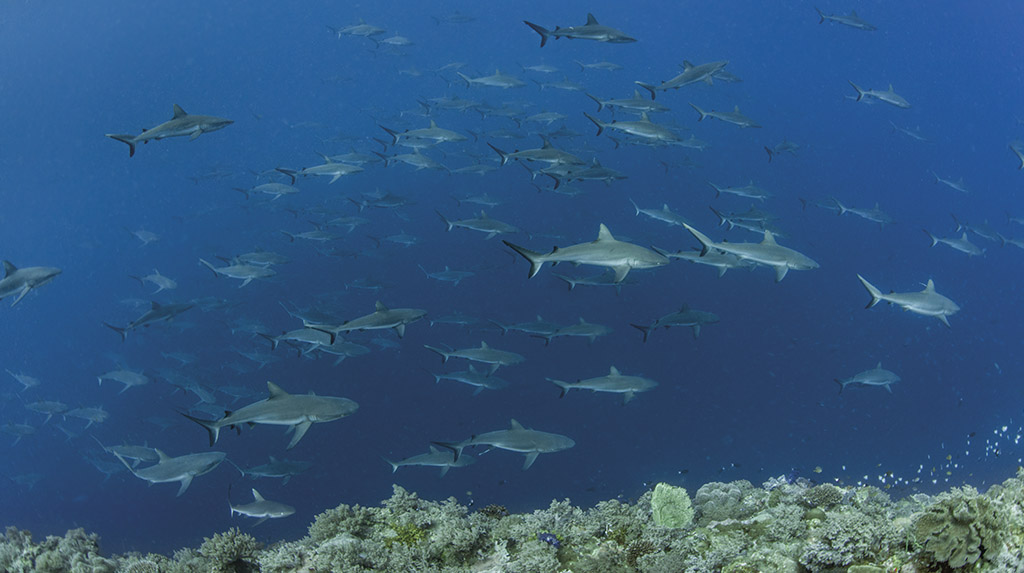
top-left (8, 468), bottom-right (1024, 572)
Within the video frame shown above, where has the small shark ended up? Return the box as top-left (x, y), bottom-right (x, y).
top-left (128, 269), bottom-right (177, 293)
top-left (629, 200), bottom-right (690, 227)
top-left (848, 82), bottom-right (910, 108)
top-left (430, 365), bottom-right (509, 395)
top-left (114, 449), bottom-right (226, 497)
top-left (707, 181), bottom-right (772, 202)
top-left (436, 210), bottom-right (520, 239)
top-left (931, 171), bottom-right (969, 194)
top-left (97, 367), bottom-right (150, 394)
top-left (653, 246), bottom-right (755, 278)
top-left (857, 275), bottom-right (960, 327)
top-left (923, 230), bottom-right (984, 257)
top-left (305, 301), bottom-right (426, 342)
top-left (835, 362), bottom-right (900, 393)
top-left (815, 7), bottom-right (877, 31)
top-left (384, 446), bottom-right (476, 477)
top-left (832, 199), bottom-right (893, 227)
top-left (584, 112), bottom-right (680, 144)
top-left (547, 366), bottom-right (658, 404)
top-left (434, 419), bottom-right (575, 470)
top-left (380, 120), bottom-right (467, 146)
top-left (535, 318), bottom-right (612, 345)
top-left (418, 265), bottom-right (474, 286)
top-left (181, 381), bottom-right (358, 450)
top-left (635, 60), bottom-right (730, 99)
top-left (690, 104), bottom-right (762, 128)
top-left (586, 90), bottom-right (670, 114)
top-left (0, 261), bottom-right (61, 306)
top-left (631, 304), bottom-right (720, 341)
top-left (456, 69), bottom-right (526, 89)
top-left (104, 300), bottom-right (194, 341)
top-left (199, 258), bottom-right (277, 287)
top-left (424, 341), bottom-right (525, 374)
top-left (230, 488), bottom-right (295, 526)
top-left (234, 183), bottom-right (300, 200)
top-left (106, 104), bottom-right (233, 157)
top-left (504, 224), bottom-right (669, 283)
top-left (242, 456), bottom-right (311, 485)
top-left (682, 224), bottom-right (817, 282)
top-left (277, 155), bottom-right (363, 184)
top-left (523, 13), bottom-right (636, 47)
top-left (488, 138), bottom-right (585, 166)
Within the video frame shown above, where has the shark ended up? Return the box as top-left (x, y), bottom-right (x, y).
top-left (104, 300), bottom-right (194, 341)
top-left (304, 301), bottom-right (426, 342)
top-left (848, 82), bottom-right (910, 108)
top-left (230, 488), bottom-right (295, 525)
top-left (423, 341), bottom-right (525, 374)
top-left (690, 104), bottom-right (762, 128)
top-left (380, 120), bottom-right (467, 146)
top-left (631, 304), bottom-right (720, 341)
top-left (113, 449), bottom-right (226, 497)
top-left (835, 362), bottom-right (900, 394)
top-left (629, 200), bottom-right (690, 227)
top-left (931, 171), bottom-right (969, 194)
top-left (181, 381), bottom-right (359, 450)
top-left (97, 367), bottom-right (150, 394)
top-left (488, 138), bottom-right (585, 166)
top-left (653, 246), bottom-right (755, 278)
top-left (682, 224), bottom-right (818, 282)
top-left (584, 112), bottom-right (680, 144)
top-left (857, 275), bottom-right (960, 327)
top-left (436, 210), bottom-right (520, 239)
top-left (128, 269), bottom-right (177, 293)
top-left (635, 60), bottom-right (730, 99)
top-left (832, 199), bottom-right (893, 227)
top-left (199, 258), bottom-right (277, 287)
top-left (707, 181), bottom-right (772, 202)
top-left (106, 104), bottom-right (233, 157)
top-left (586, 90), bottom-right (670, 114)
top-left (535, 318), bottom-right (612, 345)
top-left (241, 456), bottom-right (311, 485)
top-left (923, 230), bottom-right (984, 257)
top-left (523, 13), bottom-right (636, 47)
top-left (434, 419), bottom-right (575, 470)
top-left (418, 265), bottom-right (475, 286)
top-left (815, 7), bottom-right (877, 31)
top-left (0, 261), bottom-right (61, 307)
top-left (547, 366), bottom-right (658, 403)
top-left (430, 365), bottom-right (509, 395)
top-left (384, 446), bottom-right (476, 477)
top-left (277, 155), bottom-right (363, 184)
top-left (1010, 142), bottom-right (1024, 170)
top-left (504, 224), bottom-right (669, 283)
top-left (456, 70), bottom-right (526, 89)
top-left (234, 183), bottom-right (300, 200)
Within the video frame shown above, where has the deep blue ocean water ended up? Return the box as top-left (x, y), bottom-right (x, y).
top-left (2, 0), bottom-right (1023, 555)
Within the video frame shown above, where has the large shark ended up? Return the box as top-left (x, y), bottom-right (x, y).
top-left (230, 488), bottom-right (295, 526)
top-left (857, 275), bottom-right (960, 327)
top-left (547, 366), bottom-right (658, 403)
top-left (305, 301), bottom-right (426, 342)
top-left (113, 449), bottom-right (226, 497)
top-left (181, 381), bottom-right (359, 450)
top-left (434, 419), bottom-right (575, 470)
top-left (0, 261), bottom-right (60, 307)
top-left (682, 224), bottom-right (818, 282)
top-left (384, 446), bottom-right (476, 477)
top-left (504, 224), bottom-right (669, 283)
top-left (523, 13), bottom-right (636, 47)
top-left (106, 104), bottom-right (233, 157)
top-left (104, 300), bottom-right (194, 341)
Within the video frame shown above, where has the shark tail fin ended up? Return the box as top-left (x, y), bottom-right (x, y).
top-left (689, 103), bottom-right (708, 121)
top-left (848, 80), bottom-right (865, 101)
top-left (435, 210), bottom-right (454, 231)
top-left (585, 93), bottom-right (604, 112)
top-left (547, 378), bottom-right (572, 398)
top-left (382, 456), bottom-right (400, 473)
top-left (630, 323), bottom-right (653, 343)
top-left (834, 378), bottom-right (844, 394)
top-left (502, 240), bottom-right (546, 278)
top-left (105, 134), bottom-right (137, 157)
top-left (198, 258), bottom-right (220, 276)
top-left (256, 332), bottom-right (279, 351)
top-left (583, 112), bottom-right (605, 136)
top-left (103, 322), bottom-right (127, 342)
top-left (923, 229), bottom-right (938, 247)
top-left (682, 224), bottom-right (715, 257)
top-left (432, 441), bottom-right (465, 462)
top-left (275, 168), bottom-right (297, 185)
top-left (635, 81), bottom-right (657, 100)
top-left (856, 274), bottom-right (883, 309)
top-left (423, 344), bottom-right (452, 363)
top-left (180, 412), bottom-right (221, 446)
top-left (522, 20), bottom-right (551, 47)
top-left (487, 143), bottom-right (510, 166)
top-left (815, 7), bottom-right (826, 23)
top-left (379, 125), bottom-right (400, 145)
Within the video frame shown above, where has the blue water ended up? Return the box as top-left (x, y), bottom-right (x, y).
top-left (2, 0), bottom-right (1023, 555)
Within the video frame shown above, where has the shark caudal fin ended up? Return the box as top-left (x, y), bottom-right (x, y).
top-left (856, 274), bottom-right (884, 309)
top-left (105, 134), bottom-right (138, 157)
top-left (502, 241), bottom-right (546, 278)
top-left (180, 412), bottom-right (221, 446)
top-left (546, 378), bottom-right (573, 398)
top-left (103, 322), bottom-right (128, 342)
top-left (583, 112), bottom-right (606, 136)
top-left (630, 323), bottom-right (653, 343)
top-left (635, 81), bottom-right (658, 100)
top-left (522, 21), bottom-right (551, 47)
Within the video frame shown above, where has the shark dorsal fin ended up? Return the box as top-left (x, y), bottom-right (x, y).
top-left (252, 489), bottom-right (265, 502)
top-left (479, 211), bottom-right (488, 219)
top-left (683, 60), bottom-right (694, 70)
top-left (172, 104), bottom-right (188, 119)
top-left (2, 261), bottom-right (16, 277)
top-left (960, 232), bottom-right (969, 240)
top-left (155, 449), bottom-right (170, 462)
top-left (923, 279), bottom-right (936, 293)
top-left (429, 119), bottom-right (438, 128)
top-left (585, 13), bottom-right (599, 25)
top-left (578, 317), bottom-right (587, 324)
top-left (733, 105), bottom-right (741, 113)
top-left (597, 224), bottom-right (615, 241)
top-left (468, 364), bottom-right (478, 373)
top-left (662, 204), bottom-right (670, 210)
top-left (640, 112), bottom-right (650, 122)
top-left (679, 303), bottom-right (690, 312)
top-left (540, 137), bottom-right (553, 149)
top-left (851, 10), bottom-right (859, 16)
top-left (761, 230), bottom-right (777, 245)
top-left (633, 89), bottom-right (642, 99)
top-left (375, 301), bottom-right (389, 311)
top-left (267, 381), bottom-right (289, 399)
top-left (609, 366), bottom-right (620, 376)
top-left (151, 301), bottom-right (163, 310)
top-left (509, 419), bottom-right (524, 430)
top-left (876, 361), bottom-right (882, 368)
top-left (269, 455), bottom-right (278, 462)
top-left (480, 340), bottom-right (489, 349)
top-left (429, 445), bottom-right (439, 453)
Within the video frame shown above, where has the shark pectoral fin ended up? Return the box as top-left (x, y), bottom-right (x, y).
top-left (885, 384), bottom-right (893, 394)
top-left (10, 286), bottom-right (31, 307)
top-left (189, 130), bottom-right (203, 141)
top-left (286, 421), bottom-right (313, 450)
top-left (472, 386), bottom-right (484, 396)
top-left (176, 475), bottom-right (194, 497)
top-left (252, 517), bottom-right (269, 527)
top-left (394, 323), bottom-right (406, 338)
top-left (774, 266), bottom-right (789, 282)
top-left (622, 392), bottom-right (636, 405)
top-left (522, 452), bottom-right (540, 471)
top-left (439, 465), bottom-right (450, 477)
top-left (692, 325), bottom-right (701, 339)
top-left (938, 314), bottom-right (951, 328)
top-left (612, 266), bottom-right (630, 283)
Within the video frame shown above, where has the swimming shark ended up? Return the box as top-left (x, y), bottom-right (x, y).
top-left (635, 60), bottom-right (729, 99)
top-left (304, 301), bottom-right (426, 342)
top-left (689, 104), bottom-right (762, 128)
top-left (523, 13), bottom-right (636, 47)
top-left (547, 366), bottom-right (658, 404)
top-left (815, 7), bottom-right (877, 31)
top-left (181, 381), bottom-right (359, 450)
top-left (423, 341), bottom-right (525, 374)
top-left (631, 304), bottom-right (720, 341)
top-left (199, 258), bottom-right (277, 287)
top-left (230, 488), bottom-right (295, 525)
top-left (504, 224), bottom-right (669, 283)
top-left (682, 224), bottom-right (818, 282)
top-left (106, 104), bottom-right (233, 157)
top-left (434, 419), bottom-right (575, 470)
top-left (0, 261), bottom-right (60, 307)
top-left (835, 362), bottom-right (900, 394)
top-left (113, 449), bottom-right (226, 497)
top-left (241, 456), bottom-right (311, 485)
top-left (104, 300), bottom-right (194, 341)
top-left (384, 446), bottom-right (476, 477)
top-left (857, 275), bottom-right (960, 327)
top-left (848, 82), bottom-right (910, 108)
